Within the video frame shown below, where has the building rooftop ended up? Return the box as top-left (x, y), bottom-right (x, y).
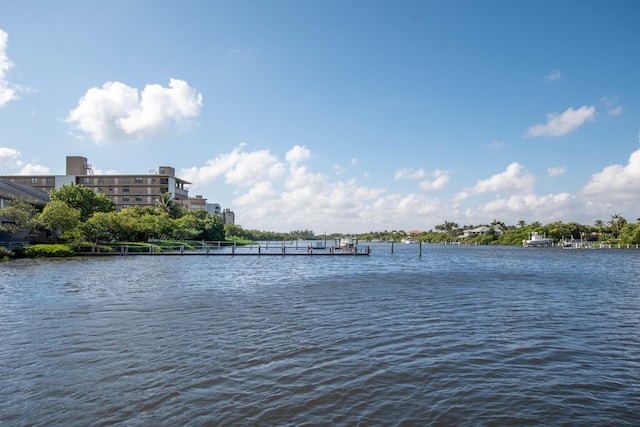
top-left (0, 179), bottom-right (50, 206)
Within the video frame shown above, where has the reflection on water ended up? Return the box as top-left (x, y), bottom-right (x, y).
top-left (1, 244), bottom-right (640, 425)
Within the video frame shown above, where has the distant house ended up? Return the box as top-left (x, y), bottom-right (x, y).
top-left (461, 226), bottom-right (503, 238)
top-left (407, 229), bottom-right (423, 238)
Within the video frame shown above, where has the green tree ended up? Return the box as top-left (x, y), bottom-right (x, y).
top-left (435, 221), bottom-right (460, 239)
top-left (608, 214), bottom-right (627, 238)
top-left (37, 200), bottom-right (81, 242)
top-left (79, 211), bottom-right (118, 243)
top-left (50, 183), bottom-right (115, 221)
top-left (155, 192), bottom-right (183, 218)
top-left (139, 211), bottom-right (173, 241)
top-left (0, 199), bottom-right (40, 236)
top-left (224, 223), bottom-right (244, 240)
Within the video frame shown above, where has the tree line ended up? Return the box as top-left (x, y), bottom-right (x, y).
top-left (2, 183), bottom-right (639, 250)
top-left (356, 216), bottom-right (640, 246)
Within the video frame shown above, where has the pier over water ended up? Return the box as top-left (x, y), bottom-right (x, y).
top-left (76, 240), bottom-right (371, 256)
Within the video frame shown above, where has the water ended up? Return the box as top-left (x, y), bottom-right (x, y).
top-left (1, 244), bottom-right (639, 425)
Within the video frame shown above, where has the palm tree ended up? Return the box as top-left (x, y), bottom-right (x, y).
top-left (155, 192), bottom-right (182, 218)
top-left (608, 214), bottom-right (627, 237)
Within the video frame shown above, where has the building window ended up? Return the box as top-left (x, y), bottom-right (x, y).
top-left (82, 177), bottom-right (90, 184)
top-left (135, 177), bottom-right (143, 183)
top-left (123, 186), bottom-right (130, 192)
top-left (135, 195), bottom-right (142, 202)
top-left (122, 195), bottom-right (130, 201)
top-left (98, 187), bottom-right (103, 192)
top-left (108, 186), bottom-right (113, 192)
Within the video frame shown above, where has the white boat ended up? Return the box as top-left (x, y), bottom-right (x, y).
top-left (560, 239), bottom-right (574, 249)
top-left (522, 232), bottom-right (554, 247)
top-left (340, 235), bottom-right (356, 250)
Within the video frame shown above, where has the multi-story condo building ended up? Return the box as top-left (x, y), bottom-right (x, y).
top-left (4, 156), bottom-right (195, 211)
top-left (223, 208), bottom-right (235, 225)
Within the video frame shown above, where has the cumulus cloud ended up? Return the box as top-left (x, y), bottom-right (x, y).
top-left (178, 144), bottom-right (640, 233)
top-left (582, 148), bottom-right (640, 201)
top-left (18, 163), bottom-right (50, 175)
top-left (66, 78), bottom-right (203, 143)
top-left (469, 192), bottom-right (573, 224)
top-left (395, 167), bottom-right (450, 192)
top-left (285, 145), bottom-right (311, 167)
top-left (454, 162), bottom-right (536, 201)
top-left (547, 166), bottom-right (566, 177)
top-left (0, 29), bottom-right (19, 107)
top-left (526, 105), bottom-right (596, 137)
top-left (0, 146), bottom-right (20, 167)
top-left (0, 147), bottom-right (50, 174)
top-left (180, 144), bottom-right (285, 188)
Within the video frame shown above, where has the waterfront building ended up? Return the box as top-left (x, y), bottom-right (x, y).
top-left (223, 208), bottom-right (235, 225)
top-left (3, 156), bottom-right (194, 211)
top-left (206, 202), bottom-right (221, 217)
top-left (2, 156), bottom-right (238, 221)
top-left (0, 179), bottom-right (50, 209)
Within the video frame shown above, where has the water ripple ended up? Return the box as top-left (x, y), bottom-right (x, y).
top-left (1, 245), bottom-right (640, 425)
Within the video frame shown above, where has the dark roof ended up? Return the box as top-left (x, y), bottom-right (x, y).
top-left (0, 179), bottom-right (50, 206)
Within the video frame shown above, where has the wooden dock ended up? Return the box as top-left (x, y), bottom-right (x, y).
top-left (76, 243), bottom-right (371, 257)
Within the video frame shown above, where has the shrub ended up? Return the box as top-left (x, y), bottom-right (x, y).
top-left (0, 246), bottom-right (14, 260)
top-left (23, 244), bottom-right (75, 258)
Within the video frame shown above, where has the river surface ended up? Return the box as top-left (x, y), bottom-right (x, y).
top-left (1, 243), bottom-right (640, 426)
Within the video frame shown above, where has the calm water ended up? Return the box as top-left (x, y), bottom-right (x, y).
top-left (1, 244), bottom-right (639, 426)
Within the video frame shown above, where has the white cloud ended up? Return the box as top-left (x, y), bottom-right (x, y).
top-left (419, 174), bottom-right (450, 191)
top-left (394, 168), bottom-right (427, 180)
top-left (66, 78), bottom-right (203, 143)
top-left (395, 167), bottom-right (450, 192)
top-left (18, 163), bottom-right (50, 175)
top-left (0, 146), bottom-right (20, 167)
top-left (180, 145), bottom-right (285, 188)
top-left (182, 145), bottom-right (640, 233)
top-left (544, 70), bottom-right (561, 81)
top-left (526, 105), bottom-right (596, 137)
top-left (0, 29), bottom-right (19, 107)
top-left (0, 146), bottom-right (49, 174)
top-left (581, 148), bottom-right (640, 201)
top-left (547, 166), bottom-right (566, 177)
top-left (468, 192), bottom-right (573, 224)
top-left (454, 162), bottom-right (536, 201)
top-left (285, 145), bottom-right (311, 166)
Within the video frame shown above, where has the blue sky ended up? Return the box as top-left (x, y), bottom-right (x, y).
top-left (1, 0), bottom-right (639, 233)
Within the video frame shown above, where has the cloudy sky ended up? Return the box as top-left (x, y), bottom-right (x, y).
top-left (1, 1), bottom-right (639, 233)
